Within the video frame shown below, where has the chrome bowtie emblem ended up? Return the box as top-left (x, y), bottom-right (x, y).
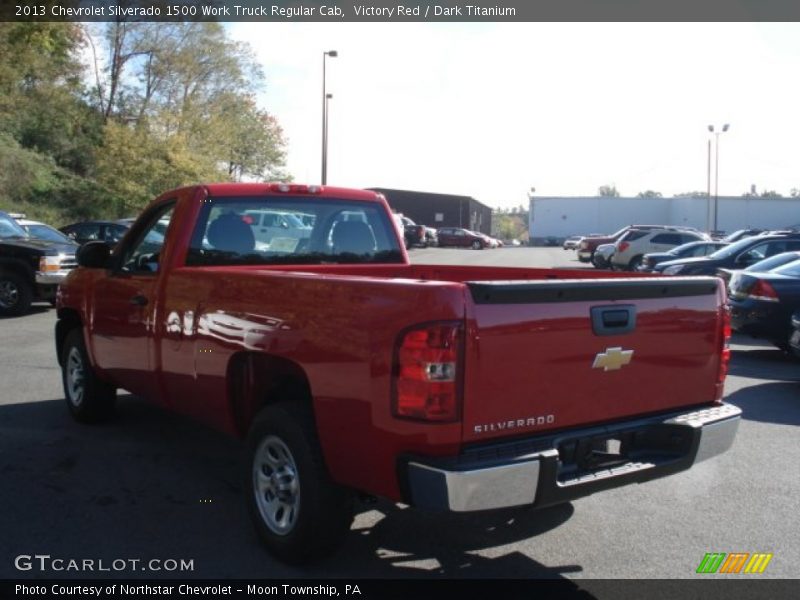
top-left (592, 347), bottom-right (634, 371)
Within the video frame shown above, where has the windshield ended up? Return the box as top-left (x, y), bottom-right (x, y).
top-left (187, 196), bottom-right (404, 266)
top-left (0, 214), bottom-right (29, 239)
top-left (669, 241), bottom-right (705, 256)
top-left (25, 224), bottom-right (72, 243)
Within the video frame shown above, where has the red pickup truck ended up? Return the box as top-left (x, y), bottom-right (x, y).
top-left (56, 183), bottom-right (740, 564)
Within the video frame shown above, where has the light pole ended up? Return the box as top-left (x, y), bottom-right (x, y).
top-left (708, 123), bottom-right (730, 232)
top-left (324, 93), bottom-right (332, 181)
top-left (321, 50), bottom-right (337, 185)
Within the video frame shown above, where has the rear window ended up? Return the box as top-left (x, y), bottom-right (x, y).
top-left (773, 260), bottom-right (800, 278)
top-left (186, 196), bottom-right (403, 266)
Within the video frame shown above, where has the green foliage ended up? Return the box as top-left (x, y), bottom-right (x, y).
top-left (636, 190), bottom-right (662, 198)
top-left (674, 191), bottom-right (709, 197)
top-left (0, 20), bottom-right (289, 224)
top-left (492, 209), bottom-right (528, 241)
top-left (598, 185), bottom-right (620, 197)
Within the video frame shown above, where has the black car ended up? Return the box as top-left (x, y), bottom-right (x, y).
top-left (60, 220), bottom-right (129, 246)
top-left (638, 240), bottom-right (728, 272)
top-left (717, 251), bottom-right (800, 287)
top-left (728, 259), bottom-right (800, 350)
top-left (0, 211), bottom-right (78, 316)
top-left (655, 234), bottom-right (800, 276)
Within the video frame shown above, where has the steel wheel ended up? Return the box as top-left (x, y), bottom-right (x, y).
top-left (61, 329), bottom-right (116, 423)
top-left (253, 435), bottom-right (301, 535)
top-left (65, 346), bottom-right (85, 407)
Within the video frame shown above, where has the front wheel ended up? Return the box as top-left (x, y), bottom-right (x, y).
top-left (471, 240), bottom-right (483, 250)
top-left (0, 272), bottom-right (33, 317)
top-left (627, 256), bottom-right (643, 271)
top-left (61, 329), bottom-right (116, 423)
top-left (245, 403), bottom-right (353, 564)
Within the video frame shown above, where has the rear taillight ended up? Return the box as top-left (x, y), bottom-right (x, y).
top-left (747, 279), bottom-right (779, 302)
top-left (393, 321), bottom-right (463, 422)
top-left (618, 241), bottom-right (630, 253)
top-left (715, 307), bottom-right (731, 401)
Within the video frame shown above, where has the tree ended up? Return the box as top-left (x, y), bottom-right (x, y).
top-left (598, 185), bottom-right (620, 197)
top-left (674, 191), bottom-right (709, 198)
top-left (636, 190), bottom-right (662, 198)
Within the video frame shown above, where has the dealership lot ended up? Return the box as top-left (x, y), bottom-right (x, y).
top-left (0, 247), bottom-right (798, 579)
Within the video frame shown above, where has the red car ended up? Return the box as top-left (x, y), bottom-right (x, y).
top-left (436, 226), bottom-right (488, 249)
top-left (56, 183), bottom-right (739, 563)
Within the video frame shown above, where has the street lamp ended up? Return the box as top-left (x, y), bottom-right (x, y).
top-left (708, 123), bottom-right (730, 232)
top-left (324, 93), bottom-right (332, 182)
top-left (321, 50), bottom-right (338, 185)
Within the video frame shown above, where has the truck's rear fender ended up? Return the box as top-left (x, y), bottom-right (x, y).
top-left (226, 351), bottom-right (313, 438)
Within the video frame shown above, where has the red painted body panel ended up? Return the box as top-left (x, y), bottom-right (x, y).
top-left (58, 184), bottom-right (726, 503)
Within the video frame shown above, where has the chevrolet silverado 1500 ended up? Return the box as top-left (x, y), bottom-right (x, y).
top-left (56, 183), bottom-right (740, 563)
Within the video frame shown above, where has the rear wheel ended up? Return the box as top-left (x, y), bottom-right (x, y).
top-left (628, 256), bottom-right (643, 271)
top-left (471, 240), bottom-right (482, 250)
top-left (0, 272), bottom-right (33, 317)
top-left (245, 403), bottom-right (353, 564)
top-left (61, 329), bottom-right (116, 423)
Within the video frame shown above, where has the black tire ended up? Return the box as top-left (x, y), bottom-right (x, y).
top-left (471, 240), bottom-right (483, 250)
top-left (628, 256), bottom-right (643, 271)
top-left (61, 329), bottom-right (116, 423)
top-left (0, 271), bottom-right (33, 317)
top-left (245, 403), bottom-right (353, 564)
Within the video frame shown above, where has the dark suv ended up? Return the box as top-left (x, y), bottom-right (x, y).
top-left (0, 211), bottom-right (78, 316)
top-left (656, 234), bottom-right (800, 276)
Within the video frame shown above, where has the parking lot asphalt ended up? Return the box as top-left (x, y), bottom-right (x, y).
top-left (0, 247), bottom-right (798, 580)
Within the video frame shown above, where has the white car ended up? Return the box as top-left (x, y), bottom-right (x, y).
top-left (563, 235), bottom-right (583, 250)
top-left (611, 228), bottom-right (710, 271)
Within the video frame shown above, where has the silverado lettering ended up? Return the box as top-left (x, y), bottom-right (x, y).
top-left (55, 183), bottom-right (740, 564)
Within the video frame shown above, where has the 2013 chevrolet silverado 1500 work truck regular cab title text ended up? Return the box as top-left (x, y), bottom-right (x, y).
top-left (55, 183), bottom-right (740, 563)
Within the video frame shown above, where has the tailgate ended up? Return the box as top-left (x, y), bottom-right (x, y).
top-left (462, 277), bottom-right (725, 444)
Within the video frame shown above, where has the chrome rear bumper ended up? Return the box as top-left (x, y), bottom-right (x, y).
top-left (405, 403), bottom-right (740, 512)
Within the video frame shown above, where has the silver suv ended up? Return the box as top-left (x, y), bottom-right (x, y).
top-left (611, 228), bottom-right (709, 270)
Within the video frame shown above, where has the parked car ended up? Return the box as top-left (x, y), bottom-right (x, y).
top-left (17, 219), bottom-right (75, 244)
top-left (728, 258), bottom-right (800, 350)
top-left (60, 220), bottom-right (129, 246)
top-left (638, 240), bottom-right (728, 272)
top-left (424, 227), bottom-right (438, 246)
top-left (717, 251), bottom-right (800, 287)
top-left (436, 227), bottom-right (488, 249)
top-left (592, 243), bottom-right (617, 269)
top-left (563, 235), bottom-right (583, 250)
top-left (0, 211), bottom-right (78, 315)
top-left (721, 228), bottom-right (765, 243)
top-left (578, 225), bottom-right (675, 264)
top-left (400, 216), bottom-right (428, 248)
top-left (611, 228), bottom-right (709, 271)
top-left (658, 234), bottom-right (800, 276)
top-left (56, 182), bottom-right (739, 564)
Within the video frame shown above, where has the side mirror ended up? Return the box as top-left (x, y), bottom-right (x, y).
top-left (77, 241), bottom-right (112, 269)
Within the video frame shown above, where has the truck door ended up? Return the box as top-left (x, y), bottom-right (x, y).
top-left (90, 202), bottom-right (175, 400)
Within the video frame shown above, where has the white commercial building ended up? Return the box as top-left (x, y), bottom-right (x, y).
top-left (528, 196), bottom-right (800, 243)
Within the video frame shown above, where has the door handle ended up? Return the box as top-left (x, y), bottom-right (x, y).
top-left (130, 294), bottom-right (149, 307)
top-left (591, 305), bottom-right (636, 336)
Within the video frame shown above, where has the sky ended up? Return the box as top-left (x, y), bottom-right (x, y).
top-left (227, 22), bottom-right (800, 209)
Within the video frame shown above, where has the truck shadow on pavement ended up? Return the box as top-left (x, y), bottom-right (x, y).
top-left (724, 382), bottom-right (800, 427)
top-left (0, 395), bottom-right (590, 586)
